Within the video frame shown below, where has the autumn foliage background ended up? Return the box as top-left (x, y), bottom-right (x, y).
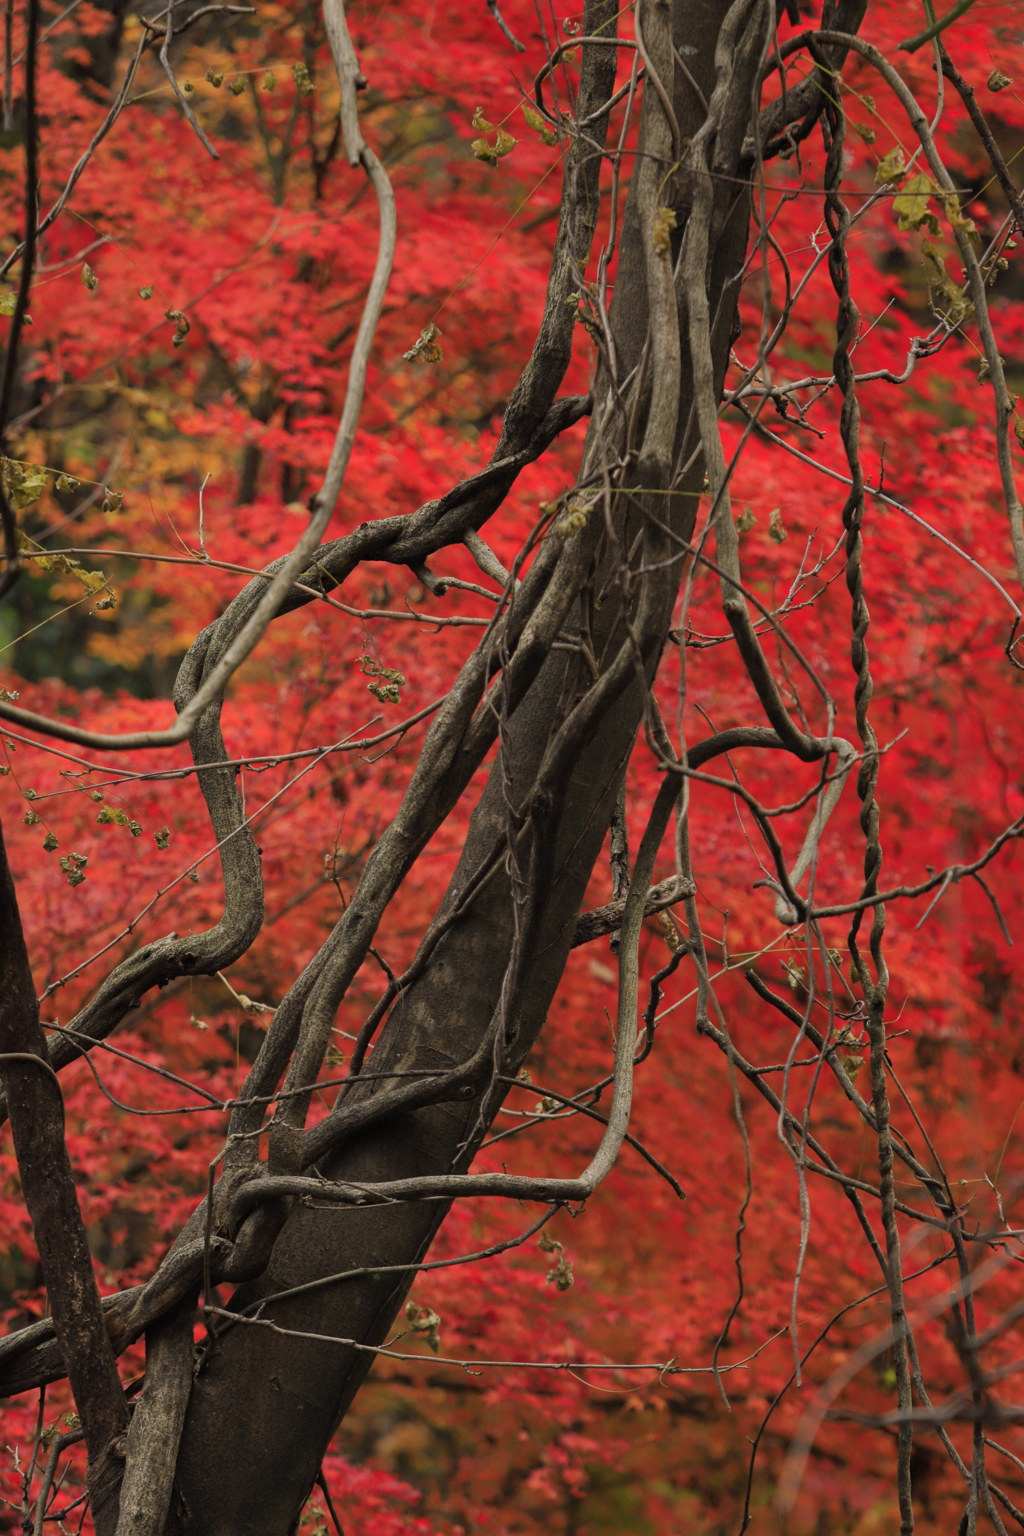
top-left (2, 0), bottom-right (1024, 1530)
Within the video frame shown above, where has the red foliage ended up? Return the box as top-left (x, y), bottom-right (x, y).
top-left (3, 1), bottom-right (1024, 1531)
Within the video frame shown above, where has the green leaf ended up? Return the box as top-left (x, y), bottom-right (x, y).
top-left (360, 654), bottom-right (405, 704)
top-left (139, 285), bottom-right (153, 300)
top-left (82, 263), bottom-right (99, 291)
top-left (291, 61), bottom-right (315, 96)
top-left (921, 238), bottom-right (973, 326)
top-left (4, 459), bottom-right (48, 508)
top-left (521, 104), bottom-right (556, 145)
top-left (556, 489), bottom-right (598, 538)
top-left (874, 146), bottom-right (906, 186)
top-left (471, 125), bottom-right (516, 166)
top-left (893, 172), bottom-right (940, 234)
top-left (471, 136), bottom-right (499, 167)
top-left (939, 192), bottom-right (977, 237)
top-left (155, 826), bottom-right (170, 849)
top-left (0, 291), bottom-right (30, 322)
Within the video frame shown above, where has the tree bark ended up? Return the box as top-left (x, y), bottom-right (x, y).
top-left (0, 816), bottom-right (128, 1524)
top-left (164, 2), bottom-right (766, 1531)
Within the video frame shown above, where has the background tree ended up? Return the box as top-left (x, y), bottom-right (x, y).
top-left (2, 0), bottom-right (1024, 1532)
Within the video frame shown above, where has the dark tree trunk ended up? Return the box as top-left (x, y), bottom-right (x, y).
top-left (164, 3), bottom-right (765, 1530)
top-left (0, 819), bottom-right (129, 1522)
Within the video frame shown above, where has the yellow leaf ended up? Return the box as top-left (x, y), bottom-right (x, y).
top-left (471, 136), bottom-right (499, 167)
top-left (4, 460), bottom-right (48, 508)
top-left (921, 238), bottom-right (973, 326)
top-left (522, 104), bottom-right (556, 145)
top-left (652, 204), bottom-right (677, 258)
top-left (893, 173), bottom-right (939, 234)
top-left (875, 146), bottom-right (906, 186)
top-left (940, 192), bottom-right (977, 238)
top-left (472, 123), bottom-right (515, 165)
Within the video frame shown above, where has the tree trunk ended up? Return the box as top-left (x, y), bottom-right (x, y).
top-left (165, 3), bottom-right (766, 1530)
top-left (0, 819), bottom-right (129, 1523)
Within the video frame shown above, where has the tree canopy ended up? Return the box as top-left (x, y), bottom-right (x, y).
top-left (3, 0), bottom-right (1024, 1532)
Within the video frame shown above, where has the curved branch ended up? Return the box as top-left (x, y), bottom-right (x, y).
top-left (746, 0), bottom-right (868, 163)
top-left (571, 873), bottom-right (691, 945)
top-left (0, 52), bottom-right (397, 752)
top-left (808, 29), bottom-right (1024, 591)
top-left (0, 397), bottom-right (587, 752)
top-left (239, 773), bottom-right (680, 1214)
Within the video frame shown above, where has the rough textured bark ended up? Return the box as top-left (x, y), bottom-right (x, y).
top-left (0, 816), bottom-right (128, 1522)
top-left (114, 1294), bottom-right (198, 1536)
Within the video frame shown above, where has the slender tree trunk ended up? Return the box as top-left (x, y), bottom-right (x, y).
top-left (0, 819), bottom-right (129, 1524)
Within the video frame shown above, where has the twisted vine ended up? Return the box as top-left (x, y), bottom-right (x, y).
top-left (822, 83), bottom-right (914, 1536)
